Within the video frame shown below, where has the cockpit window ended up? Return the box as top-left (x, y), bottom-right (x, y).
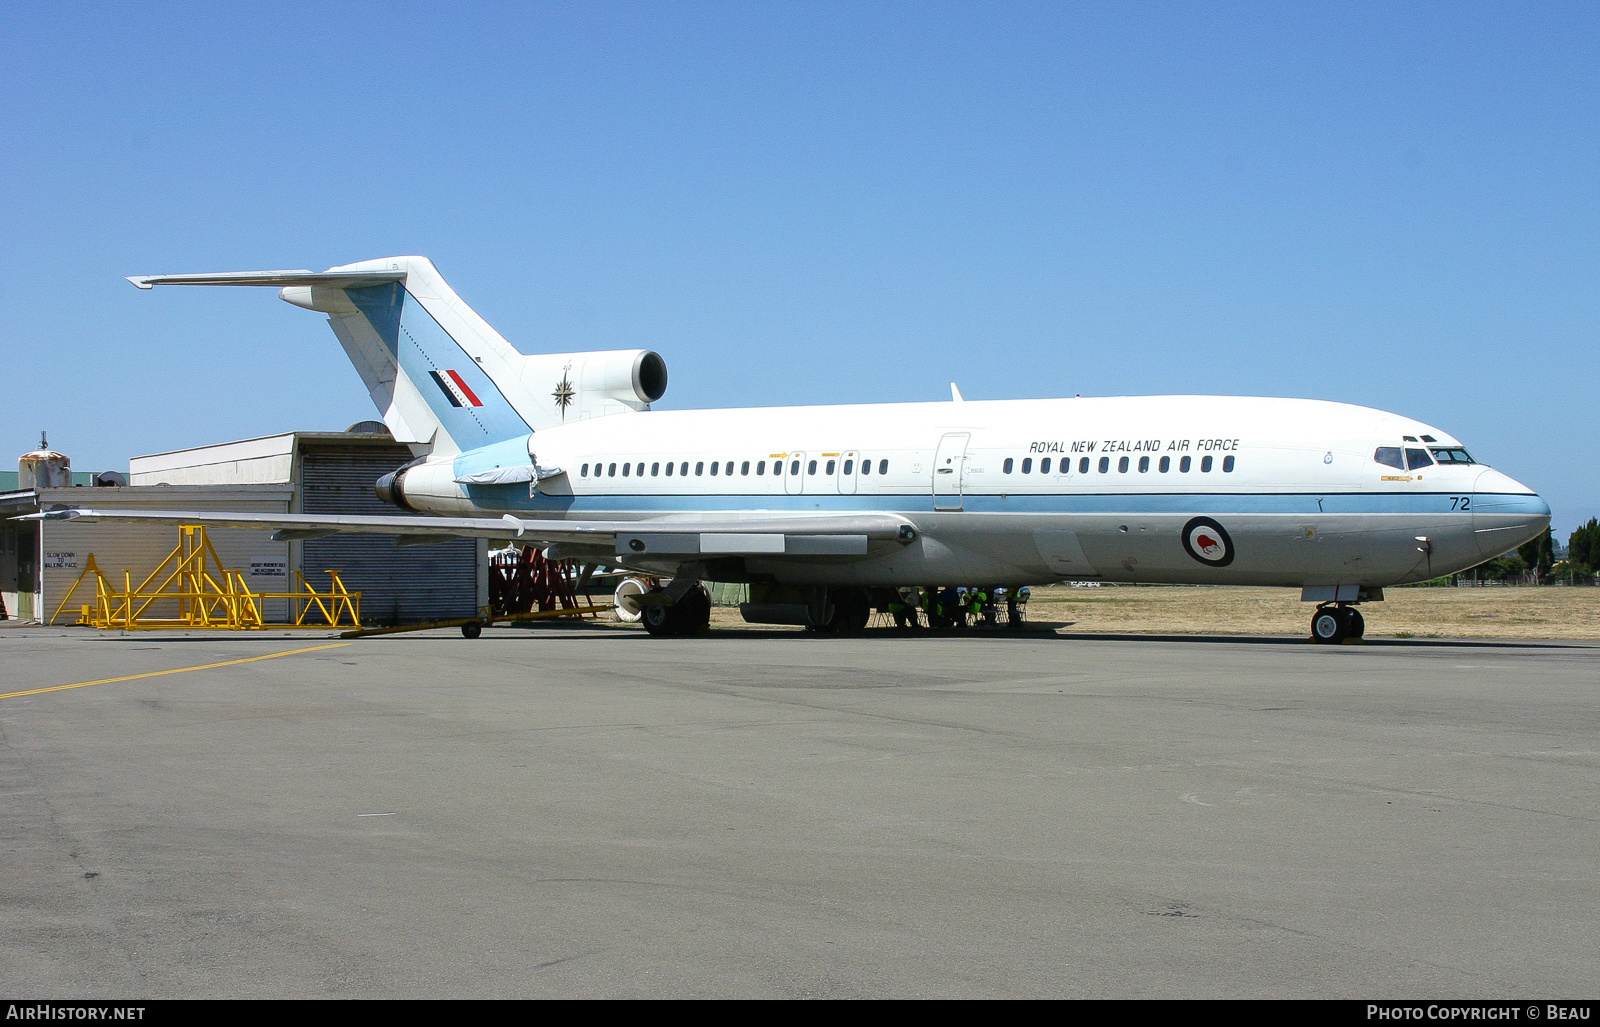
top-left (1430, 447), bottom-right (1475, 464)
top-left (1405, 448), bottom-right (1434, 470)
top-left (1374, 447), bottom-right (1404, 470)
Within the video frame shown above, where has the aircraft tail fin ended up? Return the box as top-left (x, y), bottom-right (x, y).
top-left (128, 256), bottom-right (669, 457)
top-left (129, 257), bottom-right (533, 456)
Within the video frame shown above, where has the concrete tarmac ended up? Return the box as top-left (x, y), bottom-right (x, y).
top-left (1, 624), bottom-right (1596, 998)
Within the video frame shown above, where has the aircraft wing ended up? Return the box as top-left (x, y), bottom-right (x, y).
top-left (17, 508), bottom-right (915, 557)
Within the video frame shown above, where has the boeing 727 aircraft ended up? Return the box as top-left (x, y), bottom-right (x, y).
top-left (28, 256), bottom-right (1549, 641)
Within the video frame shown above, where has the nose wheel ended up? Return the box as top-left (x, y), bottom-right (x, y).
top-left (1310, 604), bottom-right (1365, 644)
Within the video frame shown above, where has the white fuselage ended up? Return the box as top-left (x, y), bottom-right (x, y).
top-left (393, 394), bottom-right (1548, 589)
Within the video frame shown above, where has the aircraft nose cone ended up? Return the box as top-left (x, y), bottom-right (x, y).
top-left (1472, 469), bottom-right (1550, 556)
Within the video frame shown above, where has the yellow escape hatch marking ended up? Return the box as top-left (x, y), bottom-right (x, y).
top-left (0, 643), bottom-right (352, 701)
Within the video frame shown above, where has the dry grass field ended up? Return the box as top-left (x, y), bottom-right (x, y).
top-left (701, 585), bottom-right (1600, 639)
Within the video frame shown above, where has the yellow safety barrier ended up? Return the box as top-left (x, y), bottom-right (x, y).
top-left (49, 525), bottom-right (361, 630)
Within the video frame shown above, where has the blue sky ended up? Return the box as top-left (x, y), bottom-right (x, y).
top-left (3, 2), bottom-right (1596, 534)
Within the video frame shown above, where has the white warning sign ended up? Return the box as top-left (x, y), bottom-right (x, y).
top-left (43, 551), bottom-right (77, 569)
top-left (249, 558), bottom-right (288, 578)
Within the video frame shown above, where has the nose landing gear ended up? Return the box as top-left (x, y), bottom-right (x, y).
top-left (1310, 604), bottom-right (1365, 644)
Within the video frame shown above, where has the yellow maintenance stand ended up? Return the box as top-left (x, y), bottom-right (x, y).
top-left (49, 525), bottom-right (361, 630)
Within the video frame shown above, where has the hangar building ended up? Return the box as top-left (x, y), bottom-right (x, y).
top-left (1, 427), bottom-right (486, 625)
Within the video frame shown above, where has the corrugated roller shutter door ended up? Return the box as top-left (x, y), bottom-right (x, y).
top-left (301, 446), bottom-right (479, 623)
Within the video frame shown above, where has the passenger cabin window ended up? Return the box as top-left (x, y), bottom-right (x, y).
top-left (1079, 457), bottom-right (1089, 473)
top-left (637, 463), bottom-right (645, 476)
top-left (1201, 456), bottom-right (1213, 472)
top-left (665, 462), bottom-right (674, 476)
top-left (1223, 455), bottom-right (1235, 472)
top-left (878, 460), bottom-right (888, 474)
top-left (709, 461), bottom-right (718, 475)
top-left (1138, 456), bottom-right (1149, 473)
top-left (1021, 458), bottom-right (1033, 474)
top-left (860, 460), bottom-right (871, 475)
top-left (724, 461), bottom-right (733, 475)
top-left (581, 463), bottom-right (589, 477)
top-left (608, 463), bottom-right (617, 477)
top-left (680, 462), bottom-right (689, 476)
top-left (1373, 447), bottom-right (1405, 470)
top-left (1430, 448), bottom-right (1475, 464)
top-left (1159, 456), bottom-right (1170, 473)
top-left (741, 461), bottom-right (750, 475)
top-left (790, 460), bottom-right (800, 475)
top-left (808, 459), bottom-right (818, 475)
top-left (1040, 457), bottom-right (1051, 474)
top-left (825, 459), bottom-right (835, 475)
top-left (1003, 458), bottom-right (1013, 474)
top-left (1098, 457), bottom-right (1109, 473)
top-left (1405, 448), bottom-right (1433, 470)
top-left (1118, 456), bottom-right (1129, 473)
top-left (651, 462), bottom-right (660, 476)
top-left (1180, 456), bottom-right (1191, 472)
top-left (842, 459), bottom-right (853, 475)
top-left (695, 462), bottom-right (704, 476)
top-left (756, 460), bottom-right (765, 475)
top-left (622, 462), bottom-right (630, 476)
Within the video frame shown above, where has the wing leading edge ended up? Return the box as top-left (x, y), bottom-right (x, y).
top-left (16, 508), bottom-right (915, 558)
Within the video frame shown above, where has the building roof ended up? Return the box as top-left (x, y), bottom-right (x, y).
top-left (129, 430), bottom-right (405, 487)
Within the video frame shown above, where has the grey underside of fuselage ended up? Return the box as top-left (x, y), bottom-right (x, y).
top-left (558, 509), bottom-right (1537, 590)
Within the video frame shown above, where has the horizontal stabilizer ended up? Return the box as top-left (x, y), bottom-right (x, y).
top-left (126, 270), bottom-right (407, 290)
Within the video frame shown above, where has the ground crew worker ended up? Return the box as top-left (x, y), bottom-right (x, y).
top-left (939, 586), bottom-right (963, 628)
top-left (887, 588), bottom-right (920, 629)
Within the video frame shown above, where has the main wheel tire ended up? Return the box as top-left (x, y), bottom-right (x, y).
top-left (1346, 608), bottom-right (1365, 639)
top-left (641, 586), bottom-right (711, 636)
top-left (677, 585), bottom-right (711, 634)
top-left (641, 593), bottom-right (677, 636)
top-left (1311, 607), bottom-right (1349, 644)
top-left (826, 588), bottom-right (871, 633)
top-left (461, 621), bottom-right (482, 639)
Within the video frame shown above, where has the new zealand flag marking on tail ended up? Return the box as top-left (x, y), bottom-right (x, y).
top-left (430, 369), bottom-right (483, 407)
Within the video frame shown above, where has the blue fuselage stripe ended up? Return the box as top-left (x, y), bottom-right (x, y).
top-left (460, 488), bottom-right (1548, 518)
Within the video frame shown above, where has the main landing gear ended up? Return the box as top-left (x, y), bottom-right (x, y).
top-left (1310, 604), bottom-right (1365, 644)
top-left (808, 587), bottom-right (872, 634)
top-left (640, 583), bottom-right (712, 637)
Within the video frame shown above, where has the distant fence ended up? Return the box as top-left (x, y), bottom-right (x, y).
top-left (1403, 573), bottom-right (1599, 587)
top-left (1454, 575), bottom-right (1596, 587)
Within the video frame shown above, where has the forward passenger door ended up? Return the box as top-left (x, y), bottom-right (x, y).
top-left (932, 433), bottom-right (971, 511)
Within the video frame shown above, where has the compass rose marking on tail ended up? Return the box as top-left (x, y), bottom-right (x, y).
top-left (553, 362), bottom-right (575, 421)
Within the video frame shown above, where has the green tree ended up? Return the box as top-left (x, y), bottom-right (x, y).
top-left (1518, 527), bottom-right (1555, 577)
top-left (1569, 518), bottom-right (1600, 572)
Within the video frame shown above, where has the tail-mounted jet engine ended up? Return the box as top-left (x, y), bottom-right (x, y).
top-left (518, 349), bottom-right (667, 423)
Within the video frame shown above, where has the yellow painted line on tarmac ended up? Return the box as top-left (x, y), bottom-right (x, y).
top-left (0, 642), bottom-right (353, 701)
